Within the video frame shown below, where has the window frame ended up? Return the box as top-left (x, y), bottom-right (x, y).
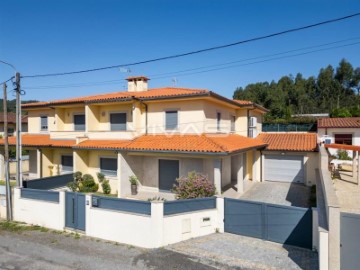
top-left (99, 157), bottom-right (118, 177)
top-left (61, 155), bottom-right (73, 173)
top-left (230, 115), bottom-right (236, 133)
top-left (109, 112), bottom-right (127, 131)
top-left (165, 110), bottom-right (179, 130)
top-left (40, 115), bottom-right (48, 131)
top-left (216, 112), bottom-right (221, 131)
top-left (334, 133), bottom-right (352, 145)
top-left (73, 113), bottom-right (85, 131)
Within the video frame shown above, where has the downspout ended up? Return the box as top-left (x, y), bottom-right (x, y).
top-left (133, 97), bottom-right (148, 135)
top-left (39, 148), bottom-right (43, 178)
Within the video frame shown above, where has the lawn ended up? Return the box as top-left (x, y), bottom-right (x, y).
top-left (0, 180), bottom-right (17, 187)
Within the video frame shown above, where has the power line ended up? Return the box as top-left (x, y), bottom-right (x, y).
top-left (23, 38), bottom-right (360, 90)
top-left (21, 12), bottom-right (360, 79)
top-left (152, 41), bottom-right (360, 80)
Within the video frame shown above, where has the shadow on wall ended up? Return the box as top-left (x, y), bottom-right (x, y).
top-left (285, 182), bottom-right (311, 208)
top-left (281, 209), bottom-right (318, 270)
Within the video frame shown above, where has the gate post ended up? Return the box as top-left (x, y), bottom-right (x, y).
top-left (151, 201), bottom-right (164, 248)
top-left (216, 196), bottom-right (224, 233)
top-left (59, 191), bottom-right (66, 229)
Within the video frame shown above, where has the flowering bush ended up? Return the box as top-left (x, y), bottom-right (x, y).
top-left (172, 171), bottom-right (216, 199)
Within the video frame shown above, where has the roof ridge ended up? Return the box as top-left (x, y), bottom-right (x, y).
top-left (202, 134), bottom-right (228, 152)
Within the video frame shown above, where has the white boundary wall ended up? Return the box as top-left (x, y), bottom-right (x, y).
top-left (13, 188), bottom-right (65, 231)
top-left (12, 189), bottom-right (223, 249)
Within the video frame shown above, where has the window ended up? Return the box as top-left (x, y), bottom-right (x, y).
top-left (110, 113), bottom-right (127, 131)
top-left (74, 114), bottom-right (85, 131)
top-left (165, 111), bottom-right (178, 130)
top-left (231, 115), bottom-right (236, 132)
top-left (61, 155), bottom-right (73, 173)
top-left (217, 112), bottom-right (221, 131)
top-left (335, 134), bottom-right (352, 145)
top-left (100, 157), bottom-right (117, 176)
top-left (40, 116), bottom-right (48, 131)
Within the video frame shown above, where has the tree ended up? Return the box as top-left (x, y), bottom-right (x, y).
top-left (233, 59), bottom-right (360, 119)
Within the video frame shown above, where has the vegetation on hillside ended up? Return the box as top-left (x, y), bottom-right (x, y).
top-left (233, 59), bottom-right (360, 120)
top-left (0, 99), bottom-right (39, 114)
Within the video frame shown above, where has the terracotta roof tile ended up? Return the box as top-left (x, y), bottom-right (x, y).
top-left (258, 133), bottom-right (318, 152)
top-left (22, 87), bottom-right (209, 108)
top-left (232, 100), bottom-right (254, 105)
top-left (0, 113), bottom-right (28, 123)
top-left (317, 117), bottom-right (360, 128)
top-left (75, 134), bottom-right (267, 154)
top-left (0, 134), bottom-right (75, 148)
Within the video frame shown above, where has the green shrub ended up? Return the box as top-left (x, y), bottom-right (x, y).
top-left (172, 171), bottom-right (216, 200)
top-left (97, 172), bottom-right (111, 194)
top-left (129, 175), bottom-right (138, 185)
top-left (337, 149), bottom-right (352, 160)
top-left (79, 174), bottom-right (98, 192)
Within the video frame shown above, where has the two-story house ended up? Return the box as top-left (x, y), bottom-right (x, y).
top-left (1, 76), bottom-right (268, 197)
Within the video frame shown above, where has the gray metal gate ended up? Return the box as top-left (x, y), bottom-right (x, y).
top-left (341, 212), bottom-right (360, 270)
top-left (65, 192), bottom-right (86, 231)
top-left (224, 198), bottom-right (312, 249)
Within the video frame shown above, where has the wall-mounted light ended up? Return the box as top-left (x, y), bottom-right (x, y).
top-left (101, 111), bottom-right (106, 117)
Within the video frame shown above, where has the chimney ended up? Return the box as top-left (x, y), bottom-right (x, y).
top-left (126, 76), bottom-right (149, 92)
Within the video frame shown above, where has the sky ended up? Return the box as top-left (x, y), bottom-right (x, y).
top-left (0, 0), bottom-right (360, 101)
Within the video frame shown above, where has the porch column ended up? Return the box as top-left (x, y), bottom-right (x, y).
top-left (37, 149), bottom-right (42, 178)
top-left (214, 159), bottom-right (222, 195)
top-left (252, 149), bottom-right (258, 182)
top-left (117, 152), bottom-right (122, 198)
top-left (237, 154), bottom-right (244, 194)
top-left (353, 151), bottom-right (357, 177)
top-left (358, 151), bottom-right (360, 186)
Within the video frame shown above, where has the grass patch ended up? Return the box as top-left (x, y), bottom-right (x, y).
top-left (0, 221), bottom-right (49, 233)
top-left (309, 185), bottom-right (317, 208)
top-left (0, 180), bottom-right (17, 187)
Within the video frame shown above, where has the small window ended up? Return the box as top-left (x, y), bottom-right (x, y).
top-left (217, 112), bottom-right (221, 131)
top-left (100, 157), bottom-right (117, 176)
top-left (231, 115), bottom-right (236, 132)
top-left (61, 155), bottom-right (73, 173)
top-left (334, 134), bottom-right (352, 145)
top-left (110, 113), bottom-right (127, 131)
top-left (40, 116), bottom-right (48, 131)
top-left (166, 111), bottom-right (178, 130)
top-left (74, 114), bottom-right (85, 131)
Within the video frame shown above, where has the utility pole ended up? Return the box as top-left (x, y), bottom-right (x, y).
top-left (15, 72), bottom-right (22, 187)
top-left (3, 83), bottom-right (12, 220)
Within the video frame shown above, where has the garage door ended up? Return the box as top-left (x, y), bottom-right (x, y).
top-left (159, 159), bottom-right (179, 191)
top-left (265, 155), bottom-right (304, 183)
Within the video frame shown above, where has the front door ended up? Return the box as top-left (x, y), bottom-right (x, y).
top-left (65, 192), bottom-right (86, 231)
top-left (159, 159), bottom-right (179, 191)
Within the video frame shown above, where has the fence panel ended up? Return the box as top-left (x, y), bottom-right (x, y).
top-left (164, 197), bottom-right (216, 215)
top-left (21, 188), bottom-right (59, 203)
top-left (341, 212), bottom-right (360, 270)
top-left (91, 195), bottom-right (151, 215)
top-left (23, 174), bottom-right (73, 190)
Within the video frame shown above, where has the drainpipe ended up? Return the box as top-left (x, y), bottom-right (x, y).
top-left (133, 97), bottom-right (148, 135)
top-left (39, 148), bottom-right (43, 178)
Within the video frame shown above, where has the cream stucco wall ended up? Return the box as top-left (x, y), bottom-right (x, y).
top-left (27, 109), bottom-right (55, 133)
top-left (147, 100), bottom-right (205, 134)
top-left (203, 100), bottom-right (236, 134)
top-left (221, 156), bottom-right (231, 187)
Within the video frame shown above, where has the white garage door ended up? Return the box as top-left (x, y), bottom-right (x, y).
top-left (264, 155), bottom-right (304, 183)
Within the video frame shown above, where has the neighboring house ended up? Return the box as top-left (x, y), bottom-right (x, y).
top-left (0, 76), bottom-right (268, 196)
top-left (0, 112), bottom-right (28, 136)
top-left (257, 133), bottom-right (318, 186)
top-left (317, 117), bottom-right (360, 156)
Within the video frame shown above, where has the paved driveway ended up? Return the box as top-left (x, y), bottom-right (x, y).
top-left (168, 233), bottom-right (318, 270)
top-left (240, 182), bottom-right (311, 208)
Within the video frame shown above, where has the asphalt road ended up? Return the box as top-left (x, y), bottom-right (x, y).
top-left (0, 223), bottom-right (243, 270)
